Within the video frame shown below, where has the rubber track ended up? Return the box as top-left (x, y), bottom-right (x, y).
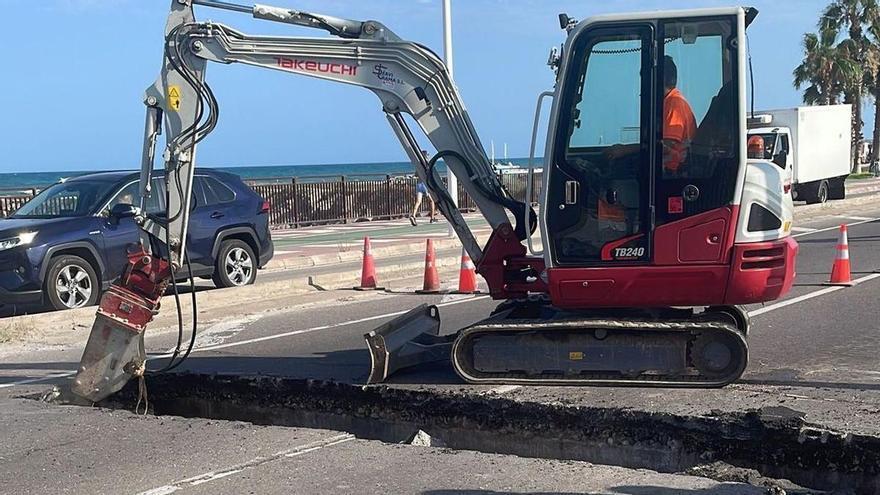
top-left (451, 316), bottom-right (748, 388)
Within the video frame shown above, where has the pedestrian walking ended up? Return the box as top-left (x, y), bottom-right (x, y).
top-left (410, 150), bottom-right (437, 226)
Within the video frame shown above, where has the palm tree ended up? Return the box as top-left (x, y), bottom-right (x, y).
top-left (820, 0), bottom-right (879, 170)
top-left (793, 32), bottom-right (861, 105)
top-left (866, 19), bottom-right (880, 167)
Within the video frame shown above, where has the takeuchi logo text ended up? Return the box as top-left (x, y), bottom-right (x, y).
top-left (275, 57), bottom-right (358, 76)
top-left (372, 63), bottom-right (404, 86)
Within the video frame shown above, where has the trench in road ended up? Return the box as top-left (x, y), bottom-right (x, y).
top-left (60, 372), bottom-right (877, 494)
top-left (51, 292), bottom-right (880, 492)
top-left (41, 215), bottom-right (880, 493)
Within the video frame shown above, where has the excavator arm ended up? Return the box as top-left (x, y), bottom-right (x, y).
top-left (144, 0), bottom-right (532, 266)
top-left (72, 0), bottom-right (535, 402)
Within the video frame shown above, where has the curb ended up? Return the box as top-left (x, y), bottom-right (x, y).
top-left (795, 189), bottom-right (880, 216)
top-left (0, 254), bottom-right (465, 345)
top-left (846, 183), bottom-right (880, 196)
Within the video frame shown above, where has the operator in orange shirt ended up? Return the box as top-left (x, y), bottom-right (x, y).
top-left (661, 55), bottom-right (697, 175)
top-left (599, 55), bottom-right (696, 224)
top-left (604, 55), bottom-right (697, 173)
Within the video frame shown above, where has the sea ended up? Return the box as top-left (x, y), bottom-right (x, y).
top-left (0, 158), bottom-right (533, 192)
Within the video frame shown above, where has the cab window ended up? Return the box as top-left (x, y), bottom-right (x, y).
top-left (656, 18), bottom-right (739, 225)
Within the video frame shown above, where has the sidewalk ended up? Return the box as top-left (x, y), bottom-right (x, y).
top-left (847, 176), bottom-right (880, 196)
top-left (266, 213), bottom-right (491, 270)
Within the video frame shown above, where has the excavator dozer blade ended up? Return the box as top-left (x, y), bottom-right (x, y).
top-left (364, 304), bottom-right (455, 384)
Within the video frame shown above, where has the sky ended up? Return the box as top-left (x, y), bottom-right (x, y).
top-left (0, 0), bottom-right (859, 172)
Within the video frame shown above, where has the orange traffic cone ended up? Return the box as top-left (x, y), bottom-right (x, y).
top-left (416, 239), bottom-right (441, 294)
top-left (453, 247), bottom-right (479, 294)
top-left (827, 224), bottom-right (853, 286)
top-left (354, 237), bottom-right (383, 291)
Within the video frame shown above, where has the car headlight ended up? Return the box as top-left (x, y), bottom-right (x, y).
top-left (0, 232), bottom-right (37, 251)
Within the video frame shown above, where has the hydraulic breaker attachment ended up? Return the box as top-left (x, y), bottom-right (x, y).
top-left (71, 249), bottom-right (171, 402)
top-left (364, 304), bottom-right (455, 384)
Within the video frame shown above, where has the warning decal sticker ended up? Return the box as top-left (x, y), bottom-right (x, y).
top-left (167, 86), bottom-right (181, 112)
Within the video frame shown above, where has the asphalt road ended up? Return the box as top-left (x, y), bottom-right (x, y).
top-left (3, 202), bottom-right (880, 493)
top-left (0, 398), bottom-right (767, 495)
top-left (161, 206), bottom-right (880, 384)
top-left (4, 205), bottom-right (880, 394)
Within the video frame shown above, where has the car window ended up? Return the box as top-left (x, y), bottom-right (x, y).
top-left (13, 181), bottom-right (115, 218)
top-left (192, 177), bottom-right (209, 209)
top-left (205, 177), bottom-right (235, 204)
top-left (201, 177), bottom-right (221, 206)
top-left (106, 179), bottom-right (164, 214)
top-left (194, 176), bottom-right (236, 207)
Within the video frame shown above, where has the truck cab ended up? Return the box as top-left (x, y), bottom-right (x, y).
top-left (748, 126), bottom-right (794, 194)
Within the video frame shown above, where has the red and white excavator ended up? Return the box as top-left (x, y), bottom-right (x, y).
top-left (72, 1), bottom-right (796, 402)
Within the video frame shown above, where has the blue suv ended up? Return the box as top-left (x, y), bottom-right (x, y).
top-left (0, 169), bottom-right (273, 312)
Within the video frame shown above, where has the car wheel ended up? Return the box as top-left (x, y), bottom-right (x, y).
top-left (817, 180), bottom-right (829, 204)
top-left (44, 255), bottom-right (99, 311)
top-left (212, 239), bottom-right (257, 288)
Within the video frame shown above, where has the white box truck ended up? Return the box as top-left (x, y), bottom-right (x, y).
top-left (747, 104), bottom-right (851, 204)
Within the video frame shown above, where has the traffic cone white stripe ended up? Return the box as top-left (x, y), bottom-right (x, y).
top-left (417, 239), bottom-right (441, 293)
top-left (355, 236), bottom-right (382, 290)
top-left (455, 247), bottom-right (479, 294)
top-left (828, 224), bottom-right (853, 286)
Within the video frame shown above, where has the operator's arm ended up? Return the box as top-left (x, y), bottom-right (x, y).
top-left (661, 93), bottom-right (697, 175)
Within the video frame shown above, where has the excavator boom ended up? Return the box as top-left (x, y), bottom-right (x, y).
top-left (72, 0), bottom-right (534, 402)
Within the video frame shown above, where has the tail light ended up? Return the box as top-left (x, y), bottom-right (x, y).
top-left (783, 181), bottom-right (791, 194)
top-left (260, 200), bottom-right (270, 214)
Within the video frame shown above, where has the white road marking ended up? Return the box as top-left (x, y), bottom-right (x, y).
top-left (138, 487), bottom-right (179, 495)
top-left (843, 216), bottom-right (874, 221)
top-left (194, 295), bottom-right (489, 353)
top-left (748, 273), bottom-right (880, 317)
top-left (136, 433), bottom-right (354, 495)
top-left (283, 435), bottom-right (355, 457)
top-left (0, 296), bottom-right (491, 389)
top-left (400, 232), bottom-right (449, 238)
top-left (0, 371), bottom-right (75, 389)
top-left (183, 314), bottom-right (263, 350)
top-left (794, 217), bottom-right (878, 238)
top-left (439, 292), bottom-right (485, 304)
top-left (790, 226), bottom-right (818, 233)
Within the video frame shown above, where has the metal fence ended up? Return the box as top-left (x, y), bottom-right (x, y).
top-left (0, 195), bottom-right (32, 218)
top-left (0, 172), bottom-right (542, 228)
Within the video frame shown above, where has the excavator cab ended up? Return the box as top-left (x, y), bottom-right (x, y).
top-left (539, 8), bottom-right (796, 310)
top-left (548, 18), bottom-right (740, 265)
